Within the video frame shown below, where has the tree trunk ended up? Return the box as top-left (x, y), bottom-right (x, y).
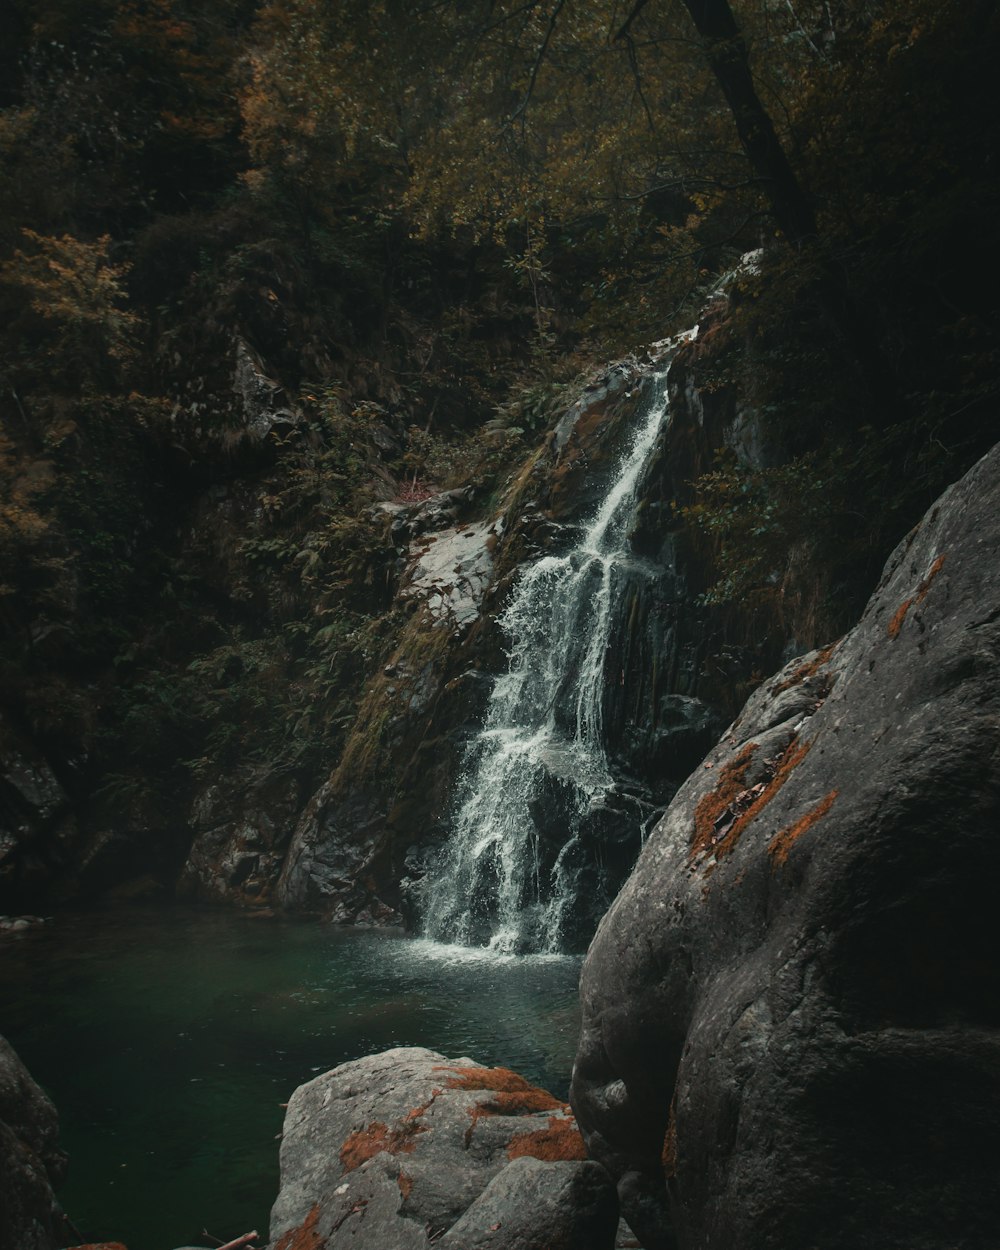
top-left (680, 0), bottom-right (817, 245)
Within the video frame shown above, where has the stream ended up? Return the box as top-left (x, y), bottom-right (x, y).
top-left (0, 904), bottom-right (581, 1249)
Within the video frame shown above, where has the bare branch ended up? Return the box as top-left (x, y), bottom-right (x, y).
top-left (613, 174), bottom-right (763, 202)
top-left (508, 0), bottom-right (567, 125)
top-left (613, 0), bottom-right (652, 43)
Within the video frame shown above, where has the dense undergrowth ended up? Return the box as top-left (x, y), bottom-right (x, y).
top-left (1, 0), bottom-right (997, 880)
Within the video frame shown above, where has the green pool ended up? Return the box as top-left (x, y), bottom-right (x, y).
top-left (0, 904), bottom-right (582, 1250)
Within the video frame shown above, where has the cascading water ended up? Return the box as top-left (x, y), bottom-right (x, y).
top-left (421, 335), bottom-right (693, 954)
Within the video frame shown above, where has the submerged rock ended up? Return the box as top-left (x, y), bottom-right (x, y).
top-left (0, 1034), bottom-right (68, 1250)
top-left (572, 442), bottom-right (1000, 1249)
top-left (267, 1046), bottom-right (617, 1250)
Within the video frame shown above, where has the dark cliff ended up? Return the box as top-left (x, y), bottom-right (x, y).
top-left (572, 439), bottom-right (1000, 1250)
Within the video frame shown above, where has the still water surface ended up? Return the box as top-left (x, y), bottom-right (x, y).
top-left (0, 904), bottom-right (582, 1250)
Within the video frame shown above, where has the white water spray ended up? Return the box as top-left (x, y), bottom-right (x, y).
top-left (421, 339), bottom-right (691, 953)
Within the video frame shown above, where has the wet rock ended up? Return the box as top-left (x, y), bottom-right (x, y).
top-left (573, 443), bottom-right (1000, 1250)
top-left (402, 520), bottom-right (496, 631)
top-left (275, 787), bottom-right (400, 923)
top-left (180, 769), bottom-right (301, 906)
top-left (545, 361), bottom-right (650, 523)
top-left (268, 1047), bottom-right (616, 1250)
top-left (615, 695), bottom-right (721, 789)
top-left (0, 914), bottom-right (47, 934)
top-left (385, 487), bottom-right (479, 547)
top-left (232, 338), bottom-right (301, 440)
top-left (0, 1034), bottom-right (68, 1250)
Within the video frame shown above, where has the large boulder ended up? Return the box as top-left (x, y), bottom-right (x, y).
top-left (0, 1034), bottom-right (68, 1250)
top-left (572, 442), bottom-right (1000, 1250)
top-left (268, 1046), bottom-right (617, 1250)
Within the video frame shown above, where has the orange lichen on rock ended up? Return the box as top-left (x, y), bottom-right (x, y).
top-left (275, 1203), bottom-right (325, 1250)
top-left (772, 642), bottom-right (838, 695)
top-left (440, 1066), bottom-right (563, 1115)
top-left (339, 1118), bottom-right (428, 1173)
top-left (507, 1115), bottom-right (589, 1162)
top-left (661, 1098), bottom-right (678, 1180)
top-left (397, 1170), bottom-right (414, 1201)
top-left (887, 553), bottom-right (946, 638)
top-left (768, 790), bottom-right (839, 868)
top-left (693, 736), bottom-right (814, 869)
top-left (691, 743), bottom-right (758, 861)
top-left (887, 596), bottom-right (913, 639)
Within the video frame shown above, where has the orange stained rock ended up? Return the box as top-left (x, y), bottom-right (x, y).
top-left (274, 1204), bottom-right (325, 1250)
top-left (438, 1065), bottom-right (564, 1114)
top-left (661, 1098), bottom-right (678, 1180)
top-left (690, 742), bottom-right (758, 862)
top-left (768, 790), bottom-right (839, 868)
top-left (887, 553), bottom-right (946, 638)
top-left (772, 642), bottom-right (838, 695)
top-left (692, 736), bottom-right (815, 869)
top-left (506, 1115), bottom-right (588, 1162)
top-left (339, 1118), bottom-right (427, 1173)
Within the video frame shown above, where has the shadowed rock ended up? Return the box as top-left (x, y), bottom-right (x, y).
top-left (0, 1034), bottom-right (68, 1250)
top-left (572, 443), bottom-right (1000, 1250)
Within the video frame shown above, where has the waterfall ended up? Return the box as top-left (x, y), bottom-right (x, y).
top-left (420, 337), bottom-right (691, 954)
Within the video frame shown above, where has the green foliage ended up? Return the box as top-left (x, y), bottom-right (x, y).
top-left (680, 451), bottom-right (830, 605)
top-left (0, 230), bottom-right (141, 388)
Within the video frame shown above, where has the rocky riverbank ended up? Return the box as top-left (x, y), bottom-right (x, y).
top-left (5, 437), bottom-right (998, 1250)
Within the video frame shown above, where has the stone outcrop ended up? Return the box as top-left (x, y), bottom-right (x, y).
top-left (267, 1046), bottom-right (618, 1250)
top-left (0, 715), bottom-right (75, 910)
top-left (572, 442), bottom-right (1000, 1249)
top-left (178, 767), bottom-right (302, 906)
top-left (275, 342), bottom-right (737, 929)
top-left (0, 1034), bottom-right (68, 1250)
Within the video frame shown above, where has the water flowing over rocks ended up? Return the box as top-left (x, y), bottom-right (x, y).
top-left (572, 442), bottom-right (1000, 1250)
top-left (273, 343), bottom-right (724, 933)
top-left (266, 1046), bottom-right (618, 1250)
top-left (419, 358), bottom-right (684, 953)
top-left (0, 1034), bottom-right (67, 1250)
top-left (0, 264), bottom-right (853, 954)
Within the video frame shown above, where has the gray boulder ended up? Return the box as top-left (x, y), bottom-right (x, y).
top-left (0, 1034), bottom-right (67, 1250)
top-left (436, 1156), bottom-right (617, 1250)
top-left (268, 1046), bottom-right (617, 1249)
top-left (572, 442), bottom-right (1000, 1250)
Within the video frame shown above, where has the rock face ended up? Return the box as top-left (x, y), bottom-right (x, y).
top-left (0, 715), bottom-right (75, 910)
top-left (0, 1034), bottom-right (67, 1250)
top-left (0, 279), bottom-right (793, 929)
top-left (178, 766), bottom-right (302, 906)
top-left (268, 1046), bottom-right (618, 1250)
top-left (572, 442), bottom-right (1000, 1250)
